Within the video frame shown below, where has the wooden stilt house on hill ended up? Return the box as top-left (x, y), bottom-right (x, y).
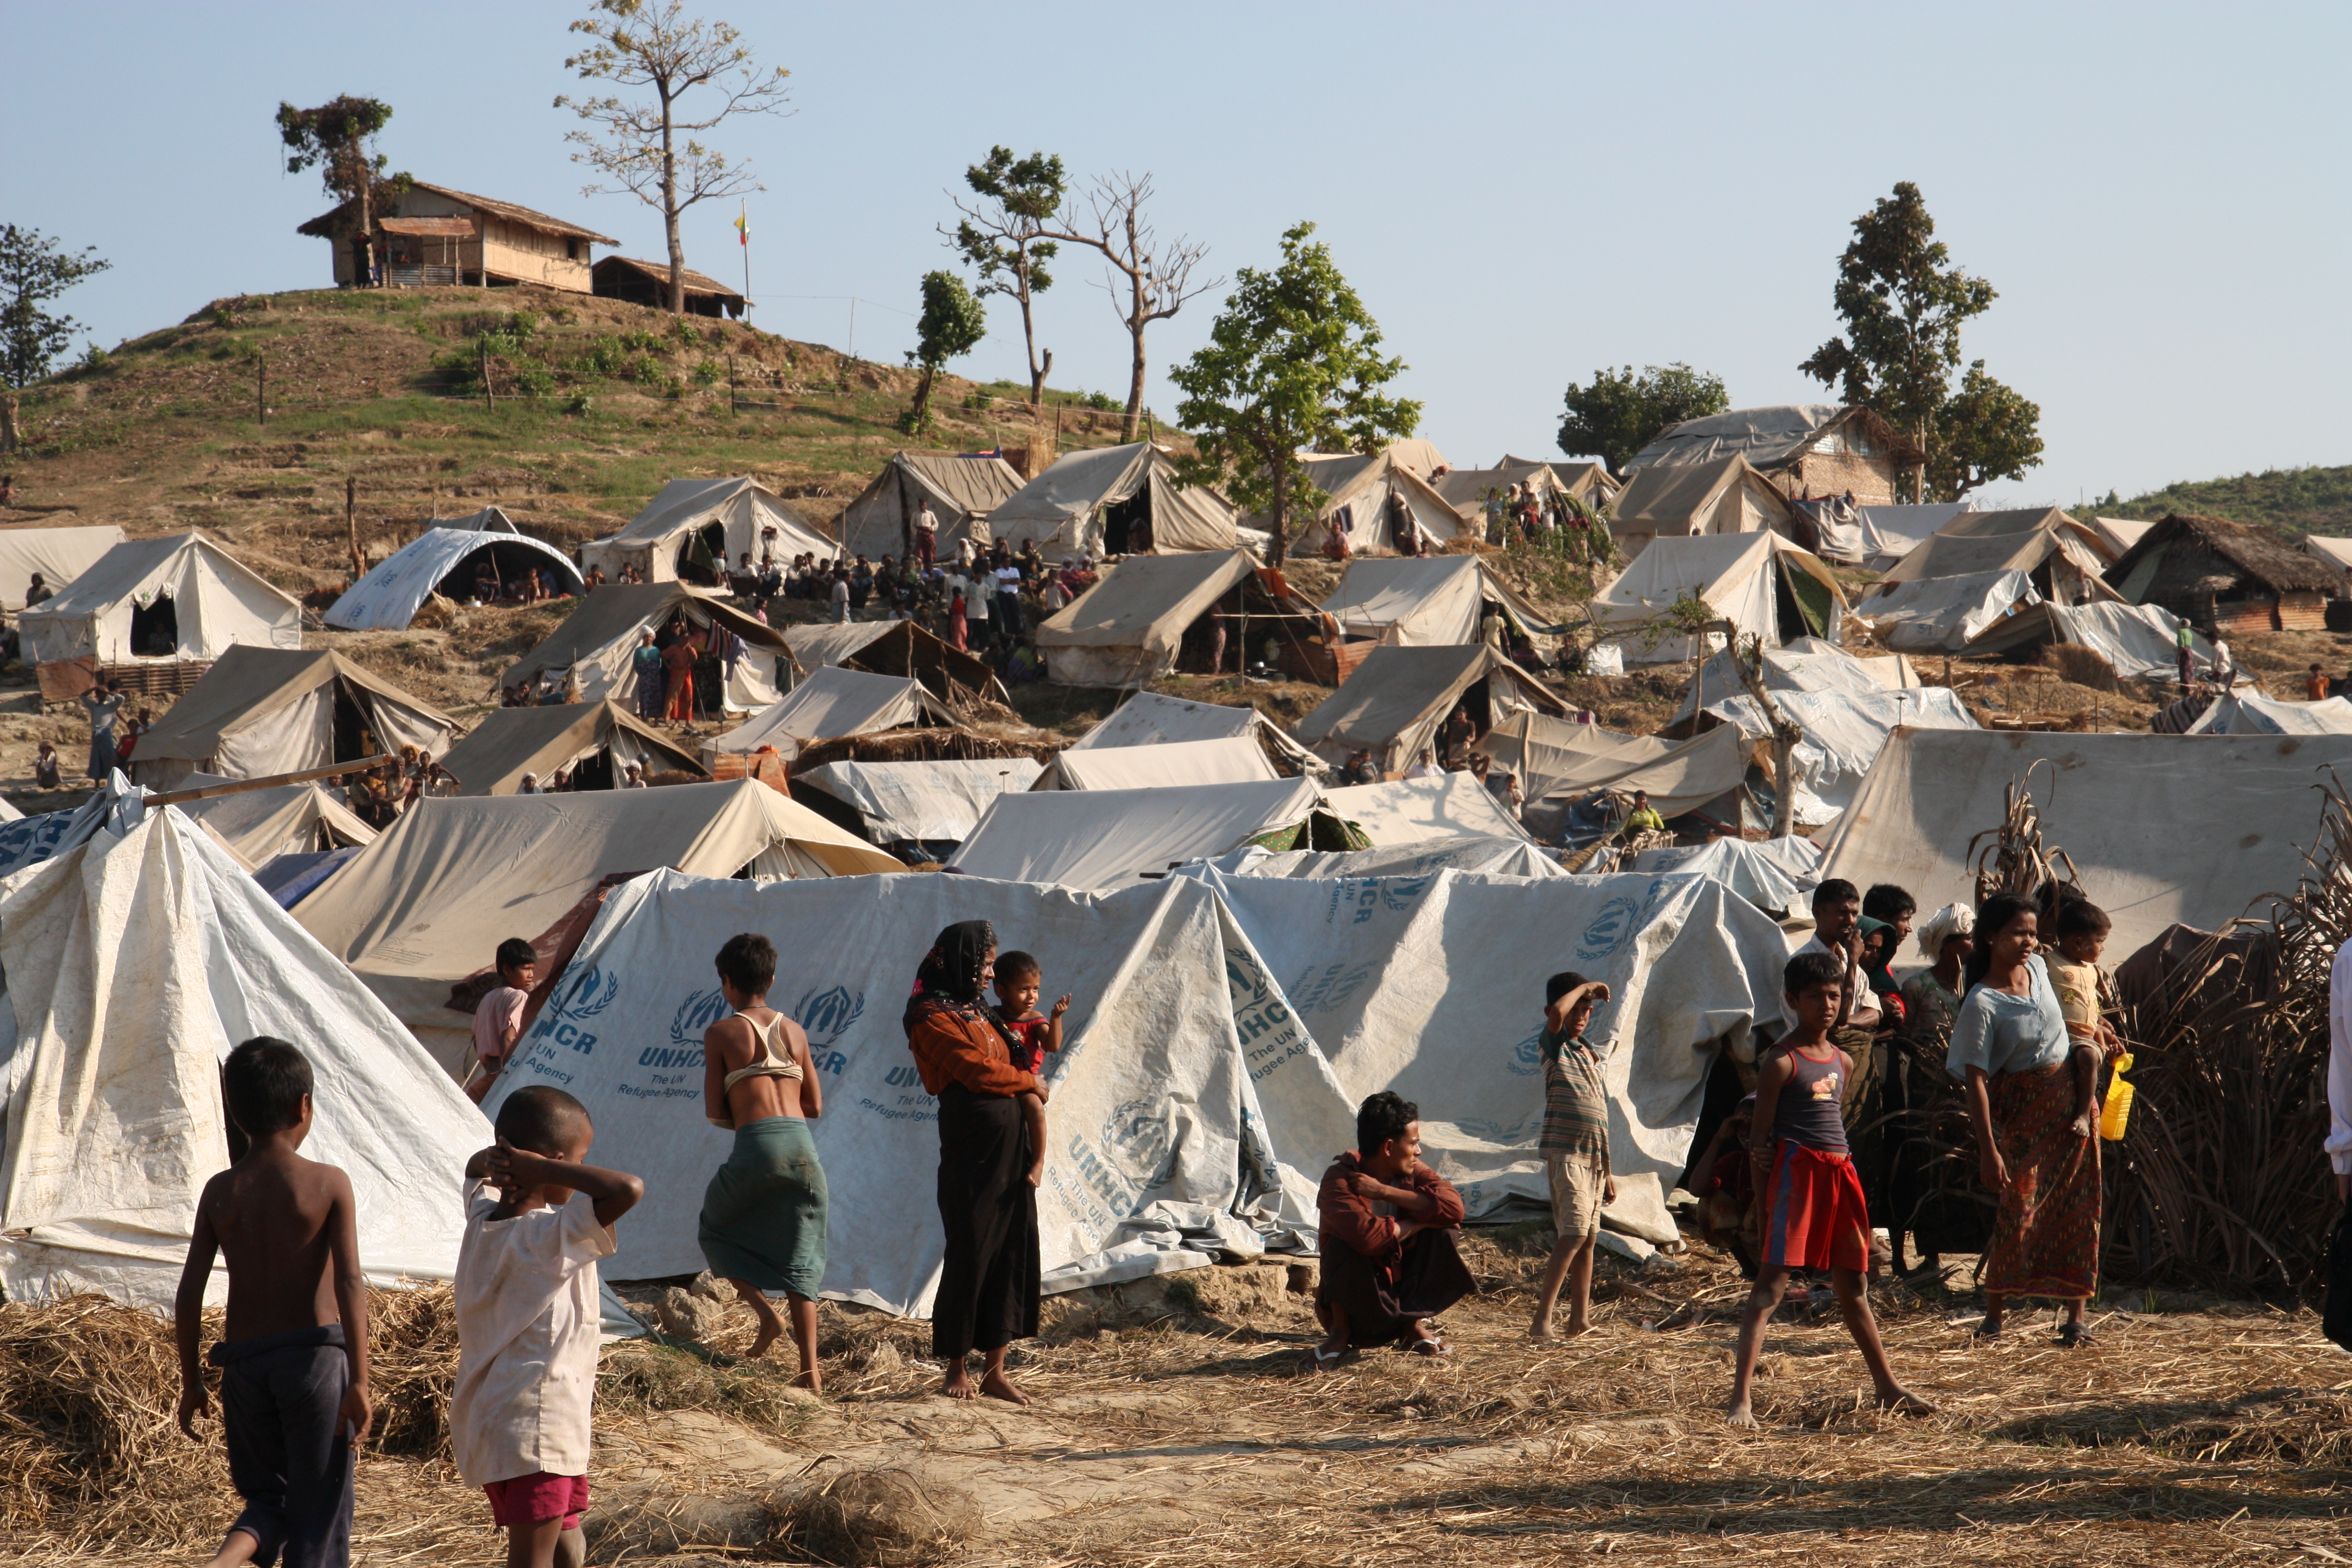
top-left (297, 181), bottom-right (615, 292)
top-left (2105, 512), bottom-right (2343, 634)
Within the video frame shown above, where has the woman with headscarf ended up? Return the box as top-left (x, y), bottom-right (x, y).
top-left (1885, 903), bottom-right (1976, 1277)
top-left (632, 630), bottom-right (666, 720)
top-left (1948, 893), bottom-right (2103, 1345)
top-left (904, 921), bottom-right (1043, 1403)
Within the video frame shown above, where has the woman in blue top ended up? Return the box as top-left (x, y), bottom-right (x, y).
top-left (1946, 892), bottom-right (2101, 1345)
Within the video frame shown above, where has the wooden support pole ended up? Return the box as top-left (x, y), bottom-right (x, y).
top-left (346, 476), bottom-right (364, 582)
top-left (149, 754), bottom-right (395, 806)
top-left (481, 341), bottom-right (493, 411)
top-left (255, 355), bottom-right (266, 428)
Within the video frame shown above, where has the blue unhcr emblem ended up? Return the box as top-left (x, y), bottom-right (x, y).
top-left (794, 984), bottom-right (867, 1046)
top-left (668, 988), bottom-right (732, 1046)
top-left (554, 963), bottom-right (620, 1018)
top-left (1103, 1099), bottom-right (1179, 1190)
top-left (1574, 895), bottom-right (1641, 962)
top-left (1507, 1028), bottom-right (1546, 1077)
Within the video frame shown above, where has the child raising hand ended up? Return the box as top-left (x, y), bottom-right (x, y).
top-left (992, 951), bottom-right (1071, 1188)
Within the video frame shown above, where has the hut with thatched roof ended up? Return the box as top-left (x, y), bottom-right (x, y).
top-left (2105, 512), bottom-right (2343, 635)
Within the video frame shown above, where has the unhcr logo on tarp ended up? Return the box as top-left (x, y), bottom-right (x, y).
top-left (668, 988), bottom-right (731, 1046)
top-left (793, 984), bottom-right (865, 1047)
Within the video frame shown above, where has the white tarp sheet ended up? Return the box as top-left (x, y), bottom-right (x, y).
top-left (2040, 601), bottom-right (2209, 681)
top-left (0, 808), bottom-right (489, 1307)
top-left (1820, 729), bottom-right (2352, 961)
top-left (1320, 556), bottom-right (1488, 647)
top-left (1201, 838), bottom-right (1565, 880)
top-left (2187, 692), bottom-right (2352, 736)
top-left (1320, 774), bottom-right (1534, 844)
top-left (1858, 570), bottom-right (2040, 652)
top-left (797, 758), bottom-right (1044, 846)
top-left (1036, 736), bottom-right (1277, 791)
top-left (326, 528), bottom-right (585, 631)
top-left (486, 864), bottom-right (1789, 1311)
top-left (1855, 504), bottom-right (1972, 571)
top-left (1071, 690), bottom-right (1325, 774)
top-left (0, 526), bottom-right (127, 611)
top-left (1629, 836), bottom-right (1823, 914)
top-left (1705, 685), bottom-right (1978, 825)
top-left (21, 533), bottom-right (303, 666)
top-left (1669, 637), bottom-right (1918, 724)
top-left (949, 779), bottom-right (1321, 891)
top-left (709, 666), bottom-right (936, 761)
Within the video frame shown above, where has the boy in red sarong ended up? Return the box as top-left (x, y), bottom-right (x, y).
top-left (1726, 951), bottom-right (1933, 1428)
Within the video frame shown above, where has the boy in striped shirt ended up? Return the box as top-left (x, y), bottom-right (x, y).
top-left (1529, 972), bottom-right (1615, 1340)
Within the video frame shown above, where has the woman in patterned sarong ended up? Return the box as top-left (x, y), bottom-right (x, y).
top-left (1947, 893), bottom-right (2103, 1346)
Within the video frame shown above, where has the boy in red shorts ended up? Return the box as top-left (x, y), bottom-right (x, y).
top-left (454, 1087), bottom-right (644, 1567)
top-left (1725, 951), bottom-right (1931, 1428)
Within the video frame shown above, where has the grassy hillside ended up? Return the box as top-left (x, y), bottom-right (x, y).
top-left (1, 284), bottom-right (1149, 594)
top-left (2090, 463), bottom-right (2352, 540)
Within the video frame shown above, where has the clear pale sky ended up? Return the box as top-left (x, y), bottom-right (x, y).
top-left (7, 2), bottom-right (2346, 506)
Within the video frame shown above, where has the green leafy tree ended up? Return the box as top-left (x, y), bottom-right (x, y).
top-left (1, 226), bottom-right (111, 389)
top-left (1168, 222), bottom-right (1420, 567)
top-left (1556, 362), bottom-right (1728, 473)
top-left (1798, 181), bottom-right (2041, 500)
top-left (946, 146), bottom-right (1067, 410)
top-left (276, 95), bottom-right (405, 284)
top-left (558, 0), bottom-right (792, 314)
top-left (901, 270), bottom-right (986, 433)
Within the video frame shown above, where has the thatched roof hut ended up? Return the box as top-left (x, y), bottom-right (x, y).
top-left (2106, 513), bottom-right (2342, 634)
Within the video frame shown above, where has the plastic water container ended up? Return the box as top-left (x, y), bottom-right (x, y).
top-left (2099, 1051), bottom-right (2136, 1142)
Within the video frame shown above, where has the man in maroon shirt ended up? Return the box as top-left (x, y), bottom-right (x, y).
top-left (1308, 1091), bottom-right (1472, 1369)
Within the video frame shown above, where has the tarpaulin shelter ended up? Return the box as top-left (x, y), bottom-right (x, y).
top-left (1034, 736), bottom-right (1279, 791)
top-left (1668, 636), bottom-right (1919, 725)
top-left (1623, 404), bottom-right (1918, 508)
top-left (426, 505), bottom-right (524, 532)
top-left (126, 646), bottom-right (463, 790)
top-left (498, 582), bottom-right (791, 713)
top-left (1629, 836), bottom-right (1823, 916)
top-left (836, 450), bottom-right (1026, 561)
top-left (987, 443), bottom-right (1238, 556)
top-left (579, 477), bottom-right (833, 586)
top-left (0, 806), bottom-right (488, 1307)
top-left (1320, 555), bottom-right (1554, 648)
top-left (794, 757), bottom-right (1044, 852)
top-left (1320, 773), bottom-right (1534, 843)
top-left (326, 527), bottom-right (584, 630)
top-left (0, 525), bottom-right (126, 611)
top-left (2087, 516), bottom-right (2157, 557)
top-left (706, 665), bottom-right (959, 765)
top-left (1587, 531), bottom-right (1847, 666)
top-left (1292, 644), bottom-right (1566, 772)
top-left (20, 532), bottom-right (302, 667)
top-left (1872, 508), bottom-right (2119, 607)
top-left (1607, 455), bottom-right (1810, 561)
top-left (1070, 690), bottom-right (1323, 774)
top-left (1819, 728), bottom-right (2352, 960)
top-left (483, 863), bottom-right (1789, 1304)
top-left (1859, 569), bottom-right (2044, 653)
top-left (1483, 715), bottom-right (1750, 820)
top-left (1035, 548), bottom-right (1267, 687)
top-left (1961, 598), bottom-right (2214, 679)
top-left (1701, 684), bottom-right (1977, 826)
top-left (2182, 691), bottom-right (2352, 736)
top-left (1856, 504), bottom-right (1972, 571)
top-left (435, 699), bottom-right (703, 794)
top-left (296, 781), bottom-right (902, 1070)
top-left (1204, 837), bottom-right (1565, 880)
top-left (948, 778), bottom-right (1325, 891)
top-left (778, 618), bottom-right (1008, 709)
top-left (1273, 448), bottom-right (1472, 557)
top-left (2302, 536), bottom-right (2352, 579)
top-left (172, 780), bottom-right (377, 865)
top-left (1434, 456), bottom-right (1620, 517)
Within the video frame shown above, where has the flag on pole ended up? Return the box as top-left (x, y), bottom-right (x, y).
top-left (734, 208), bottom-right (749, 246)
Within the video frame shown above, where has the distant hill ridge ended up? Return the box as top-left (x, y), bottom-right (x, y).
top-left (2095, 463), bottom-right (2352, 542)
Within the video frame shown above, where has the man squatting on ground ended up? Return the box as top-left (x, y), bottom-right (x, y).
top-left (1309, 1091), bottom-right (1476, 1369)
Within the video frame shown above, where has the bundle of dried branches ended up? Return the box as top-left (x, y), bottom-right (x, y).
top-left (1966, 760), bottom-right (2081, 908)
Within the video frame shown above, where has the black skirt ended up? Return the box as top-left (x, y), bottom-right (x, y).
top-left (933, 1083), bottom-right (1040, 1359)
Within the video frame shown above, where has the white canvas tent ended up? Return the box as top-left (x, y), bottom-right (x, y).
top-left (706, 665), bottom-right (957, 765)
top-left (326, 527), bottom-right (584, 631)
top-left (1275, 448), bottom-right (1472, 557)
top-left (1607, 455), bottom-right (1808, 560)
top-left (126, 646), bottom-right (464, 790)
top-left (1587, 531), bottom-right (1848, 666)
top-left (1292, 644), bottom-right (1567, 773)
top-left (794, 757), bottom-right (1044, 849)
top-left (0, 525), bottom-right (127, 611)
top-left (0, 806), bottom-right (488, 1306)
top-left (172, 780), bottom-right (377, 865)
top-left (836, 450), bottom-right (1026, 561)
top-left (2183, 691), bottom-right (2352, 736)
top-left (1433, 456), bottom-right (1620, 518)
top-left (1035, 548), bottom-right (1261, 687)
top-left (297, 781), bottom-right (902, 1069)
top-left (1874, 508), bottom-right (2118, 604)
top-left (1070, 690), bottom-right (1322, 774)
top-left (1320, 774), bottom-right (1534, 843)
top-left (1701, 684), bottom-right (1977, 826)
top-left (499, 582), bottom-right (791, 713)
top-left (987, 443), bottom-right (1238, 556)
top-left (1853, 504), bottom-right (1972, 571)
top-left (948, 778), bottom-right (1322, 891)
top-left (1320, 555), bottom-right (1554, 648)
top-left (484, 863), bottom-right (1789, 1305)
top-left (2088, 516), bottom-right (2158, 557)
top-left (435, 699), bottom-right (703, 794)
top-left (1820, 728), bottom-right (2352, 960)
top-left (1034, 736), bottom-right (1278, 791)
top-left (20, 532), bottom-right (302, 666)
top-left (1669, 636), bottom-right (1919, 725)
top-left (579, 477), bottom-right (832, 585)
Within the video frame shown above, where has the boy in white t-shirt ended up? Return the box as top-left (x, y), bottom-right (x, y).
top-left (455, 1087), bottom-right (643, 1568)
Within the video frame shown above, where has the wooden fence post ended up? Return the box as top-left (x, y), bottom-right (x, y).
top-left (346, 477), bottom-right (364, 582)
top-left (481, 341), bottom-right (493, 411)
top-left (255, 356), bottom-right (266, 428)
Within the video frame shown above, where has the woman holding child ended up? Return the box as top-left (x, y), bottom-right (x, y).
top-left (903, 920), bottom-right (1044, 1404)
top-left (698, 933), bottom-right (829, 1391)
top-left (1946, 893), bottom-right (2104, 1345)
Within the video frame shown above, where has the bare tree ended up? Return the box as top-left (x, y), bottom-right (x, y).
top-left (556, 0), bottom-right (791, 314)
top-left (1045, 173), bottom-right (1221, 442)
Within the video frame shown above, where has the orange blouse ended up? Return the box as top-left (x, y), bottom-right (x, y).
top-left (908, 1005), bottom-right (1039, 1098)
